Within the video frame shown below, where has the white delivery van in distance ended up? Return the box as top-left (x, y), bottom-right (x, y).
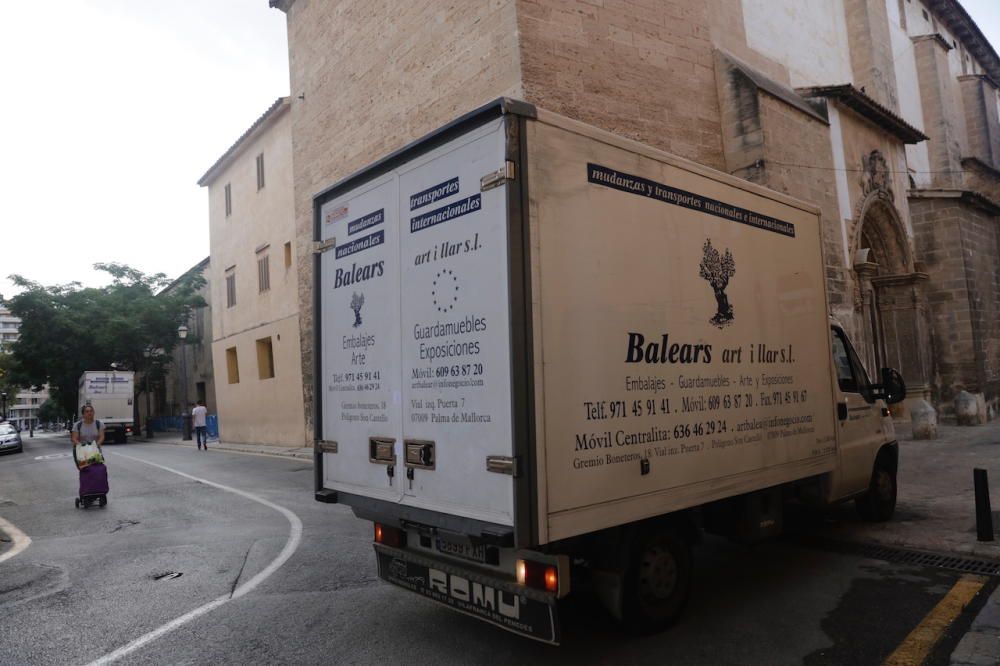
top-left (78, 370), bottom-right (136, 443)
top-left (312, 99), bottom-right (905, 643)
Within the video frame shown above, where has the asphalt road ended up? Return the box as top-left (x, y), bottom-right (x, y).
top-left (0, 432), bottom-right (992, 665)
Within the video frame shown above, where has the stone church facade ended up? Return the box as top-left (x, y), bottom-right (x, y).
top-left (270, 0), bottom-right (1000, 430)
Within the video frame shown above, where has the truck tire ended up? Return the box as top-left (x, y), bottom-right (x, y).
top-left (622, 526), bottom-right (692, 634)
top-left (856, 458), bottom-right (897, 522)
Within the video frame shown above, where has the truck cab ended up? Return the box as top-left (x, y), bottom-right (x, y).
top-left (828, 322), bottom-right (905, 519)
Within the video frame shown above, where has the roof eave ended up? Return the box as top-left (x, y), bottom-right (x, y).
top-left (926, 0), bottom-right (1000, 84)
top-left (908, 188), bottom-right (1000, 215)
top-left (797, 84), bottom-right (928, 144)
top-left (196, 97), bottom-right (290, 187)
top-left (158, 257), bottom-right (211, 297)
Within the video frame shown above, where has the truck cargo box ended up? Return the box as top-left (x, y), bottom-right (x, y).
top-left (314, 98), bottom-right (836, 547)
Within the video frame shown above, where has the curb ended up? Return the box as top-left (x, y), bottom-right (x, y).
top-left (950, 582), bottom-right (1000, 665)
top-left (131, 436), bottom-right (314, 462)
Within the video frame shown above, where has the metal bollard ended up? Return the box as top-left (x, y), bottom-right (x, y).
top-left (974, 468), bottom-right (994, 542)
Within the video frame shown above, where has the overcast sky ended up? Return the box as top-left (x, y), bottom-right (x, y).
top-left (0, 1), bottom-right (289, 299)
top-left (0, 1), bottom-right (997, 301)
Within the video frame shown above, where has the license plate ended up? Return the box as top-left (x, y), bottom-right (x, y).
top-left (435, 538), bottom-right (486, 563)
top-left (376, 548), bottom-right (559, 644)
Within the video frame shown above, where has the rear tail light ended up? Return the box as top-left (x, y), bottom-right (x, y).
top-left (516, 558), bottom-right (559, 593)
top-left (374, 523), bottom-right (405, 548)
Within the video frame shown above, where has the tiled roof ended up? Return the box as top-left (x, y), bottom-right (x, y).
top-left (159, 256), bottom-right (210, 297)
top-left (196, 97), bottom-right (289, 187)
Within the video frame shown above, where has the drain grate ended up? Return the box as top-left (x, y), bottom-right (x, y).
top-left (803, 537), bottom-right (1000, 577)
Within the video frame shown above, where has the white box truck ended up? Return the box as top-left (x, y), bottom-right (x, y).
top-left (78, 370), bottom-right (136, 443)
top-left (312, 99), bottom-right (905, 643)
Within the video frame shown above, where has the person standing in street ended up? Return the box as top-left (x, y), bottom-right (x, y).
top-left (192, 400), bottom-right (209, 450)
top-left (71, 405), bottom-right (105, 448)
top-left (71, 404), bottom-right (110, 506)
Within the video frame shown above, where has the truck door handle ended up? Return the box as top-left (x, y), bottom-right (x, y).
top-left (837, 402), bottom-right (848, 421)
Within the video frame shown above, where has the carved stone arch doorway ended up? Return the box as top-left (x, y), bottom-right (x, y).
top-left (853, 198), bottom-right (911, 373)
top-left (851, 153), bottom-right (932, 403)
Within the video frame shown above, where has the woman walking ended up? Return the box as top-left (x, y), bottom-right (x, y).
top-left (71, 405), bottom-right (110, 507)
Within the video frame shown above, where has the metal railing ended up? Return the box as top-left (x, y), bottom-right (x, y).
top-left (149, 414), bottom-right (219, 440)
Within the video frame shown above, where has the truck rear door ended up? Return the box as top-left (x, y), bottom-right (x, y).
top-left (319, 118), bottom-right (516, 528)
top-left (319, 176), bottom-right (403, 504)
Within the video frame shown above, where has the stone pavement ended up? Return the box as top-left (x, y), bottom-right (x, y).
top-left (136, 421), bottom-right (1000, 663)
top-left (822, 419), bottom-right (1000, 560)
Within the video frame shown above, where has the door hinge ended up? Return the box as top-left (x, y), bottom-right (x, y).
top-left (486, 455), bottom-right (519, 477)
top-left (480, 161), bottom-right (516, 191)
top-left (316, 440), bottom-right (338, 454)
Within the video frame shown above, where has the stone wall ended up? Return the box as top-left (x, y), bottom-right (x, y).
top-left (958, 75), bottom-right (999, 167)
top-left (962, 159), bottom-right (1000, 203)
top-left (276, 0), bottom-right (1000, 423)
top-left (843, 0), bottom-right (899, 112)
top-left (282, 0), bottom-right (523, 437)
top-left (755, 94), bottom-right (852, 316)
top-left (515, 0), bottom-right (725, 170)
top-left (912, 34), bottom-right (965, 188)
top-left (911, 195), bottom-right (1000, 411)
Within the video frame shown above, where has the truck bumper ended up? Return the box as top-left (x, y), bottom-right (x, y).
top-left (374, 543), bottom-right (560, 644)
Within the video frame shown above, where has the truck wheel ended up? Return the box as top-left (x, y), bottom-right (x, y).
top-left (622, 527), bottom-right (692, 634)
top-left (856, 461), bottom-right (897, 522)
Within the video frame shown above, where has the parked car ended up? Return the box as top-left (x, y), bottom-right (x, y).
top-left (0, 423), bottom-right (23, 454)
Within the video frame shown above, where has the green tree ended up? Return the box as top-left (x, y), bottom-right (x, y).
top-left (4, 263), bottom-right (205, 417)
top-left (0, 352), bottom-right (22, 416)
top-left (36, 398), bottom-right (67, 425)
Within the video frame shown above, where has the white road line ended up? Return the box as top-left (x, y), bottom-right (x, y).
top-left (0, 515), bottom-right (32, 564)
top-left (86, 452), bottom-right (304, 666)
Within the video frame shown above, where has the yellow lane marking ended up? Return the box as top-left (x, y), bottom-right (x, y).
top-left (883, 573), bottom-right (988, 666)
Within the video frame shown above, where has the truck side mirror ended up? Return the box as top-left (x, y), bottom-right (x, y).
top-left (879, 367), bottom-right (906, 405)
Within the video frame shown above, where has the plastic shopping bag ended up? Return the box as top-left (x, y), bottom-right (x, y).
top-left (75, 441), bottom-right (104, 469)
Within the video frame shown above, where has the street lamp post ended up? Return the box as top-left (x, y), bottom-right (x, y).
top-left (143, 347), bottom-right (154, 439)
top-left (1, 392), bottom-right (6, 421)
top-left (178, 325), bottom-right (191, 441)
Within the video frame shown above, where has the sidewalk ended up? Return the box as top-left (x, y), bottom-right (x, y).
top-left (130, 432), bottom-right (313, 460)
top-left (823, 419), bottom-right (1000, 560)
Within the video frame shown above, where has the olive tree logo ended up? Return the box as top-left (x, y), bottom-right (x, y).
top-left (699, 239), bottom-right (735, 328)
top-left (350, 292), bottom-right (364, 328)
